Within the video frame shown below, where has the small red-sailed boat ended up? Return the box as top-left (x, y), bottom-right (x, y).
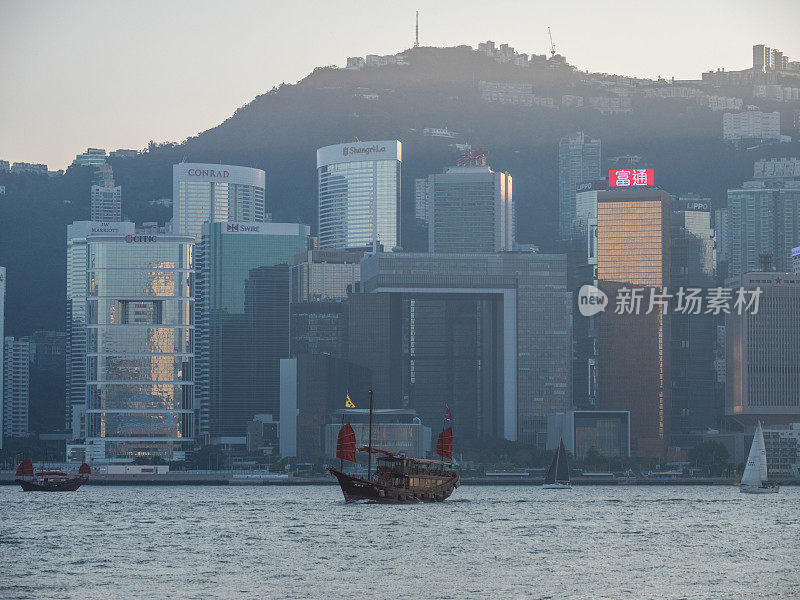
top-left (327, 389), bottom-right (460, 503)
top-left (15, 458), bottom-right (91, 492)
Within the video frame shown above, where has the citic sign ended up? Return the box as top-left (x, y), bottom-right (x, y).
top-left (608, 168), bottom-right (654, 187)
top-left (125, 235), bottom-right (157, 243)
top-left (187, 168), bottom-right (230, 178)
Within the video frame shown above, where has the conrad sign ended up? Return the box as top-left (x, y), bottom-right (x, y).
top-left (187, 168), bottom-right (230, 178)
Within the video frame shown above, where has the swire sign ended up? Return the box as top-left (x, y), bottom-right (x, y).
top-left (608, 168), bottom-right (654, 187)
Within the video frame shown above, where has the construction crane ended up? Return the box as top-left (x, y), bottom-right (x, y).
top-left (548, 27), bottom-right (556, 57)
top-left (414, 11), bottom-right (419, 48)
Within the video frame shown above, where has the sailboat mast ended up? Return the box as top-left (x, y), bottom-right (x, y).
top-left (367, 388), bottom-right (374, 480)
top-left (339, 412), bottom-right (344, 472)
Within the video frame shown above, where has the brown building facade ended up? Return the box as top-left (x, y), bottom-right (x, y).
top-left (597, 188), bottom-right (671, 457)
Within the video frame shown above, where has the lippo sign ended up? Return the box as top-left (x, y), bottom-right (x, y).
top-left (608, 168), bottom-right (654, 187)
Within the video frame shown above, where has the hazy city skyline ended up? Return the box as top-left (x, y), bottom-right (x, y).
top-left (1, 0), bottom-right (799, 170)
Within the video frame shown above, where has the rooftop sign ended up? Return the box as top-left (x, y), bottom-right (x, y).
top-left (608, 168), bottom-right (654, 187)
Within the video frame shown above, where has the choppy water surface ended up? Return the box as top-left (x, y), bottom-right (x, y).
top-left (1, 485), bottom-right (797, 599)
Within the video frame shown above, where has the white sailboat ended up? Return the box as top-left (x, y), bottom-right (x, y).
top-left (739, 422), bottom-right (779, 494)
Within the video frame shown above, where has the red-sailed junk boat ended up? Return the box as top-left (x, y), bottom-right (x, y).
top-left (15, 458), bottom-right (91, 492)
top-left (327, 389), bottom-right (460, 504)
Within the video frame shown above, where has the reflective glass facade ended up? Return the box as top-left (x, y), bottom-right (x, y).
top-left (84, 234), bottom-right (194, 459)
top-left (195, 222), bottom-right (309, 440)
top-left (66, 222), bottom-right (134, 437)
top-left (317, 141), bottom-right (401, 250)
top-left (597, 188), bottom-right (671, 457)
top-left (173, 164), bottom-right (267, 239)
top-left (428, 166), bottom-right (513, 253)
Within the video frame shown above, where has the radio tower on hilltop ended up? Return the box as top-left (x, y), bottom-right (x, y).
top-left (414, 11), bottom-right (419, 47)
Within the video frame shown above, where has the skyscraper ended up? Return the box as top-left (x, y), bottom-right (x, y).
top-left (172, 163), bottom-right (267, 239)
top-left (427, 164), bottom-right (513, 253)
top-left (353, 251), bottom-right (570, 446)
top-left (558, 132), bottom-right (601, 240)
top-left (317, 141), bottom-right (401, 251)
top-left (194, 222), bottom-right (309, 442)
top-left (727, 181), bottom-right (800, 276)
top-left (3, 337), bottom-right (30, 438)
top-left (66, 221), bottom-right (134, 438)
top-left (597, 187), bottom-right (671, 457)
top-left (726, 271), bottom-right (800, 426)
top-left (670, 197), bottom-right (719, 441)
top-left (84, 230), bottom-right (195, 460)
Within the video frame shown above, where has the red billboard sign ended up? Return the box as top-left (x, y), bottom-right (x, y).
top-left (608, 168), bottom-right (654, 187)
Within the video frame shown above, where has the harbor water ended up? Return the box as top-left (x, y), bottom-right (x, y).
top-left (1, 485), bottom-right (797, 599)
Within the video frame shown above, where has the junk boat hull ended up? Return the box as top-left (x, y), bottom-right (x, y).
top-left (16, 476), bottom-right (88, 492)
top-left (328, 467), bottom-right (459, 504)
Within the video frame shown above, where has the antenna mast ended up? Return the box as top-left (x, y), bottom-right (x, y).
top-left (415, 11), bottom-right (419, 47)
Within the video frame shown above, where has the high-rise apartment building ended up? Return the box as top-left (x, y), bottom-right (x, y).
top-left (727, 181), bottom-right (800, 275)
top-left (597, 187), bottom-right (671, 457)
top-left (317, 141), bottom-right (401, 251)
top-left (65, 221), bottom-right (134, 438)
top-left (722, 111), bottom-right (781, 142)
top-left (353, 251), bottom-right (570, 446)
top-left (3, 337), bottom-right (30, 438)
top-left (558, 132), bottom-right (601, 240)
top-left (194, 222), bottom-right (309, 442)
top-left (90, 171), bottom-right (122, 222)
top-left (84, 230), bottom-right (194, 460)
top-left (427, 165), bottom-right (513, 253)
top-left (753, 44), bottom-right (790, 71)
top-left (172, 163), bottom-right (267, 239)
top-left (726, 271), bottom-right (800, 426)
top-left (72, 148), bottom-right (107, 167)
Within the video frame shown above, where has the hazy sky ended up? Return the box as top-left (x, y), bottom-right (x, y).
top-left (2, 0), bottom-right (799, 170)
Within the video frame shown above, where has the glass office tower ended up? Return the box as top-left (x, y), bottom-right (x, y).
top-left (195, 222), bottom-right (309, 442)
top-left (558, 132), bottom-right (601, 240)
top-left (66, 221), bottom-right (134, 438)
top-left (85, 232), bottom-right (194, 460)
top-left (427, 165), bottom-right (513, 253)
top-left (317, 141), bottom-right (401, 251)
top-left (354, 251), bottom-right (570, 446)
top-left (597, 188), bottom-right (671, 457)
top-left (173, 163), bottom-right (267, 239)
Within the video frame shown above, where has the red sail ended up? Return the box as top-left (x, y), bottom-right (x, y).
top-left (336, 423), bottom-right (357, 463)
top-left (16, 458), bottom-right (34, 476)
top-left (78, 463), bottom-right (91, 474)
top-left (436, 427), bottom-right (454, 461)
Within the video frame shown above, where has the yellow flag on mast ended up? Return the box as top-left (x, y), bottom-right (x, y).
top-left (345, 392), bottom-right (356, 408)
